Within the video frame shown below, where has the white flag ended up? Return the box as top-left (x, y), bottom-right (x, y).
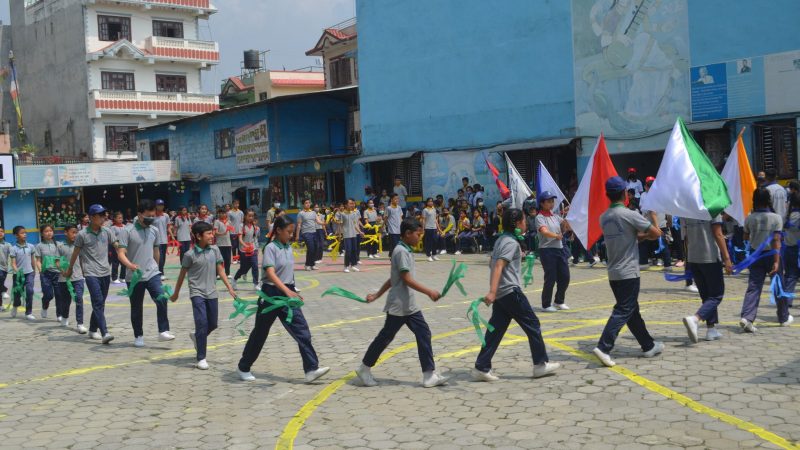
top-left (505, 153), bottom-right (532, 210)
top-left (537, 161), bottom-right (568, 213)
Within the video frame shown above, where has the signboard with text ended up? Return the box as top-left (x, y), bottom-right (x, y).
top-left (17, 160), bottom-right (180, 190)
top-left (235, 120), bottom-right (270, 170)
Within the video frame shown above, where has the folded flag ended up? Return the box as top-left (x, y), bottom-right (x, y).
top-left (721, 130), bottom-right (757, 226)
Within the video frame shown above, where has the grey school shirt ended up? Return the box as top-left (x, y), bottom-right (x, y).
top-left (744, 211), bottom-right (783, 250)
top-left (393, 185), bottom-right (408, 207)
top-left (0, 240), bottom-right (10, 272)
top-left (34, 240), bottom-right (62, 273)
top-left (681, 216), bottom-right (723, 264)
top-left (181, 245), bottom-right (223, 299)
top-left (10, 242), bottom-right (36, 274)
top-left (153, 214), bottom-right (169, 245)
top-left (422, 208), bottom-right (438, 229)
top-left (117, 223), bottom-right (160, 282)
top-left (58, 241), bottom-right (83, 282)
top-left (363, 208), bottom-right (378, 223)
top-left (228, 209), bottom-right (244, 234)
top-left (600, 205), bottom-right (653, 281)
top-left (74, 227), bottom-right (116, 278)
top-left (785, 211), bottom-right (800, 247)
top-left (263, 240), bottom-right (294, 285)
top-left (174, 216), bottom-right (193, 242)
top-left (240, 224), bottom-right (260, 252)
top-left (386, 242), bottom-right (419, 316)
top-left (298, 210), bottom-right (318, 235)
top-left (535, 213), bottom-right (564, 249)
top-left (214, 220), bottom-right (232, 247)
top-left (386, 206), bottom-right (403, 235)
top-left (766, 183), bottom-right (787, 219)
top-left (340, 211), bottom-right (360, 239)
top-left (491, 234), bottom-right (522, 298)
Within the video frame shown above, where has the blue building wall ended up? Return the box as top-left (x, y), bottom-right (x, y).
top-left (2, 189), bottom-right (78, 244)
top-left (356, 0), bottom-right (576, 155)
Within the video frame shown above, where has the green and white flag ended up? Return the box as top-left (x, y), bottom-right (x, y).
top-left (640, 117), bottom-right (731, 220)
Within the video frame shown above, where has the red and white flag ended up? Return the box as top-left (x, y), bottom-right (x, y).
top-left (566, 134), bottom-right (618, 250)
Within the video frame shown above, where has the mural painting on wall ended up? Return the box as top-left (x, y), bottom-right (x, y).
top-left (36, 196), bottom-right (80, 228)
top-left (572, 0), bottom-right (690, 136)
top-left (421, 150), bottom-right (507, 208)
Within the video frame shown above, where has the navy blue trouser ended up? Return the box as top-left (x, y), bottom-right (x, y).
top-left (238, 284), bottom-right (320, 373)
top-left (302, 232), bottom-right (318, 267)
top-left (363, 311), bottom-right (435, 372)
top-left (539, 247), bottom-right (570, 308)
top-left (128, 276), bottom-right (170, 337)
top-left (85, 275), bottom-right (110, 335)
top-left (475, 289), bottom-right (549, 372)
top-left (424, 229), bottom-right (437, 257)
top-left (0, 270), bottom-right (6, 306)
top-left (388, 234), bottom-right (400, 256)
top-left (191, 296), bottom-right (218, 361)
top-left (784, 245), bottom-right (798, 308)
top-left (178, 241), bottom-right (191, 265)
top-left (344, 237), bottom-right (358, 267)
top-left (688, 261), bottom-right (724, 326)
top-left (13, 272), bottom-right (35, 315)
top-left (57, 280), bottom-right (84, 324)
top-left (316, 229), bottom-right (326, 261)
top-left (110, 247), bottom-right (126, 281)
top-left (40, 271), bottom-right (60, 311)
top-left (231, 235), bottom-right (239, 259)
top-left (741, 256), bottom-right (790, 324)
top-left (219, 246), bottom-right (232, 276)
top-left (158, 244), bottom-right (168, 275)
top-left (597, 278), bottom-right (655, 354)
top-left (234, 251), bottom-right (259, 284)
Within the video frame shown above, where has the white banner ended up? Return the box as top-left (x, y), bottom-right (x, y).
top-left (235, 120), bottom-right (270, 170)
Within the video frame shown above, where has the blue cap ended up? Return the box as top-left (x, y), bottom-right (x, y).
top-left (155, 199), bottom-right (165, 205)
top-left (605, 176), bottom-right (627, 193)
top-left (537, 191), bottom-right (557, 203)
top-left (87, 204), bottom-right (106, 216)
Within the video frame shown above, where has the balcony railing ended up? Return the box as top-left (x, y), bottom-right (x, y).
top-left (15, 154), bottom-right (94, 166)
top-left (93, 0), bottom-right (216, 14)
top-left (144, 36), bottom-right (219, 64)
top-left (91, 90), bottom-right (219, 116)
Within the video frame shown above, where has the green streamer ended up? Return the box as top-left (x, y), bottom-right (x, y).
top-left (467, 298), bottom-right (495, 347)
top-left (12, 269), bottom-right (25, 298)
top-left (41, 255), bottom-right (60, 272)
top-left (467, 297), bottom-right (494, 347)
top-left (56, 257), bottom-right (77, 303)
top-left (441, 260), bottom-right (468, 297)
top-left (156, 285), bottom-right (174, 303)
top-left (320, 286), bottom-right (368, 303)
top-left (523, 253), bottom-right (535, 288)
top-left (229, 293), bottom-right (305, 336)
top-left (118, 269), bottom-right (143, 298)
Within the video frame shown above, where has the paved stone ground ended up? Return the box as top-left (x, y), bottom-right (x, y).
top-left (1, 250), bottom-right (799, 449)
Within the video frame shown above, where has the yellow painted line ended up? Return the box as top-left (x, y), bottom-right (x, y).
top-left (547, 340), bottom-right (800, 450)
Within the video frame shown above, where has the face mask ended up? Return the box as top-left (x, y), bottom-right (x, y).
top-left (142, 216), bottom-right (156, 226)
top-left (274, 203), bottom-right (281, 208)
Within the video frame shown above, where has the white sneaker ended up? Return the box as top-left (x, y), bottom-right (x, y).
top-left (2, 292), bottom-right (9, 300)
top-left (683, 316), bottom-right (699, 343)
top-left (372, 255), bottom-right (380, 259)
top-left (112, 279), bottom-right (122, 285)
top-left (781, 315), bottom-right (794, 327)
top-left (89, 331), bottom-right (102, 340)
top-left (355, 364), bottom-right (378, 387)
top-left (134, 336), bottom-right (145, 348)
top-left (422, 371), bottom-right (449, 388)
top-left (740, 317), bottom-right (757, 333)
top-left (238, 370), bottom-right (256, 381)
top-left (344, 267), bottom-right (350, 273)
top-left (253, 283), bottom-right (259, 291)
top-left (77, 324), bottom-right (88, 334)
top-left (310, 265), bottom-right (319, 271)
top-left (232, 279), bottom-right (238, 289)
top-left (356, 261), bottom-right (362, 265)
top-left (305, 266), bottom-right (312, 271)
top-left (439, 250), bottom-right (447, 255)
top-left (642, 341), bottom-right (664, 358)
top-left (101, 334), bottom-right (115, 344)
top-left (305, 367), bottom-right (331, 383)
top-left (196, 359), bottom-right (209, 370)
top-left (686, 284), bottom-right (699, 293)
top-left (57, 315), bottom-right (63, 322)
top-left (161, 276), bottom-right (167, 281)
top-left (555, 304), bottom-right (570, 310)
top-left (454, 251), bottom-right (462, 255)
top-left (315, 260), bottom-right (323, 264)
top-left (40, 309), bottom-right (48, 319)
top-left (542, 306), bottom-right (558, 312)
top-left (593, 348), bottom-right (616, 367)
top-left (158, 331), bottom-right (175, 341)
top-left (427, 256), bottom-right (434, 262)
top-left (367, 254), bottom-right (374, 259)
top-left (26, 314), bottom-right (36, 321)
top-left (351, 266), bottom-right (360, 272)
top-left (470, 368), bottom-right (500, 382)
top-left (10, 307), bottom-right (17, 318)
top-left (432, 256), bottom-right (441, 261)
top-left (60, 317), bottom-right (69, 327)
top-left (190, 332), bottom-right (197, 351)
top-left (705, 328), bottom-right (722, 341)
top-left (533, 361), bottom-right (561, 378)
top-left (656, 260), bottom-right (663, 267)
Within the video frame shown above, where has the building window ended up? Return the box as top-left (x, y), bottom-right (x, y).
top-left (286, 174), bottom-right (327, 209)
top-left (330, 57), bottom-right (352, 89)
top-left (105, 126), bottom-right (137, 154)
top-left (755, 120), bottom-right (797, 180)
top-left (152, 20), bottom-right (184, 38)
top-left (268, 177), bottom-right (285, 207)
top-left (150, 140), bottom-right (169, 161)
top-left (259, 92), bottom-right (268, 101)
top-left (98, 15), bottom-right (131, 41)
top-left (156, 74), bottom-right (187, 93)
top-left (214, 128), bottom-right (235, 158)
top-left (101, 71), bottom-right (135, 91)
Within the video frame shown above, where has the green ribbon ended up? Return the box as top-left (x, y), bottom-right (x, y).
top-left (118, 269), bottom-right (143, 298)
top-left (41, 255), bottom-right (60, 272)
top-left (229, 293), bottom-right (305, 336)
top-left (320, 286), bottom-right (368, 303)
top-left (441, 260), bottom-right (468, 297)
top-left (56, 257), bottom-right (77, 303)
top-left (156, 285), bottom-right (174, 303)
top-left (12, 269), bottom-right (25, 298)
top-left (467, 298), bottom-right (495, 347)
top-left (523, 254), bottom-right (535, 288)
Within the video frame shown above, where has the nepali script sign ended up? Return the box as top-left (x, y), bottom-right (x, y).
top-left (235, 120), bottom-right (270, 170)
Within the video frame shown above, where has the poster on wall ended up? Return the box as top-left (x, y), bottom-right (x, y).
top-left (0, 154), bottom-right (15, 189)
top-left (19, 166), bottom-right (60, 189)
top-left (235, 121), bottom-right (270, 170)
top-left (572, 0), bottom-right (690, 136)
top-left (765, 50), bottom-right (800, 115)
top-left (36, 196), bottom-right (81, 228)
top-left (690, 63), bottom-right (728, 121)
top-left (18, 161), bottom-right (180, 190)
top-left (420, 150), bottom-right (506, 209)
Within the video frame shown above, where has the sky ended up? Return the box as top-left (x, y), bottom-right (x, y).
top-left (0, 0), bottom-right (356, 93)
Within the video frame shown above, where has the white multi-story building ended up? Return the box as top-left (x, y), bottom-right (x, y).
top-left (11, 0), bottom-right (219, 160)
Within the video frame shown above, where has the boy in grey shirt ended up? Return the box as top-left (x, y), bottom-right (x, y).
top-left (385, 194), bottom-right (403, 255)
top-left (356, 218), bottom-right (448, 388)
top-left (9, 226), bottom-right (37, 320)
top-left (422, 198), bottom-right (441, 260)
top-left (0, 228), bottom-right (10, 310)
top-left (57, 224), bottom-right (86, 332)
top-left (296, 199), bottom-right (322, 270)
top-left (339, 200), bottom-right (363, 272)
top-left (593, 177), bottom-right (663, 367)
